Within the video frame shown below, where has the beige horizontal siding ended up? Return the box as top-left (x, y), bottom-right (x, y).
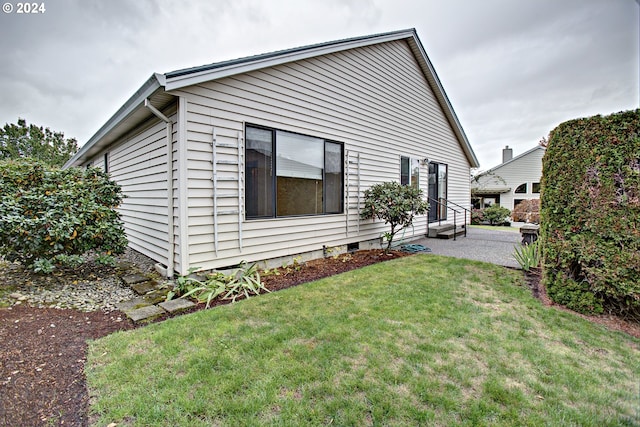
top-left (83, 109), bottom-right (180, 269)
top-left (109, 118), bottom-right (171, 264)
top-left (175, 39), bottom-right (471, 271)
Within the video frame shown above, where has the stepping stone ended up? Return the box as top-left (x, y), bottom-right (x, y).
top-left (159, 298), bottom-right (195, 313)
top-left (126, 305), bottom-right (166, 322)
top-left (121, 274), bottom-right (149, 285)
top-left (115, 297), bottom-right (150, 312)
top-left (130, 280), bottom-right (159, 295)
top-left (116, 260), bottom-right (135, 271)
top-left (142, 289), bottom-right (171, 305)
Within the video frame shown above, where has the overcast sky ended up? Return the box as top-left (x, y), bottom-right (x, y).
top-left (0, 0), bottom-right (638, 169)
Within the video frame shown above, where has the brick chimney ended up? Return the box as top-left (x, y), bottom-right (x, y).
top-left (502, 145), bottom-right (513, 163)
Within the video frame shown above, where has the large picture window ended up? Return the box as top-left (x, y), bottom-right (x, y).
top-left (245, 124), bottom-right (344, 219)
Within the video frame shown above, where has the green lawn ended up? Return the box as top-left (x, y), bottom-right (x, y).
top-left (87, 255), bottom-right (640, 426)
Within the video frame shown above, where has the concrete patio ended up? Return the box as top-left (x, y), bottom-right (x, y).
top-left (412, 226), bottom-right (523, 269)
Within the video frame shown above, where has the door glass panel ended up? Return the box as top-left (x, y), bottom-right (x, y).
top-left (411, 158), bottom-right (420, 189)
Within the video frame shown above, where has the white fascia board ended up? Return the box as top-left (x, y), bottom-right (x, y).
top-left (407, 36), bottom-right (480, 169)
top-left (164, 30), bottom-right (414, 91)
top-left (63, 74), bottom-right (164, 168)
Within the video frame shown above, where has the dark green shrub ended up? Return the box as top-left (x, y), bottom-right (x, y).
top-left (0, 159), bottom-right (128, 271)
top-left (540, 109), bottom-right (640, 317)
top-left (360, 181), bottom-right (429, 251)
top-left (482, 205), bottom-right (511, 225)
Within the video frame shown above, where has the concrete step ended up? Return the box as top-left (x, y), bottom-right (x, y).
top-left (427, 224), bottom-right (455, 238)
top-left (436, 227), bottom-right (466, 239)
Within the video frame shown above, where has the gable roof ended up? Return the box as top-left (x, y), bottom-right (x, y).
top-left (65, 28), bottom-right (478, 168)
top-left (474, 145), bottom-right (546, 178)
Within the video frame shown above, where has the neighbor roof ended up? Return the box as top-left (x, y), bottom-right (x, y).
top-left (65, 28), bottom-right (479, 168)
top-left (474, 145), bottom-right (546, 178)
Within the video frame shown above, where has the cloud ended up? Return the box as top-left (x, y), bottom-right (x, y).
top-left (426, 0), bottom-right (639, 168)
top-left (0, 0), bottom-right (637, 170)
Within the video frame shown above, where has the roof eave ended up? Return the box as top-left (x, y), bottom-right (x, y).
top-left (66, 29), bottom-right (479, 171)
top-left (405, 34), bottom-right (479, 168)
top-left (63, 73), bottom-right (166, 168)
top-left (471, 187), bottom-right (512, 195)
top-left (164, 28), bottom-right (479, 168)
top-left (164, 29), bottom-right (415, 91)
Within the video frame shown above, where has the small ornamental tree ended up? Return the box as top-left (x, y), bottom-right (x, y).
top-left (512, 199), bottom-right (540, 223)
top-left (360, 181), bottom-right (429, 252)
top-left (0, 159), bottom-right (128, 273)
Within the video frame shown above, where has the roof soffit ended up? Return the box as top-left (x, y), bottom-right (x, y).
top-left (64, 75), bottom-right (172, 168)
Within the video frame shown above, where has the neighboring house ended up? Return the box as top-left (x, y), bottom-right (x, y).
top-left (64, 28), bottom-right (479, 276)
top-left (471, 145), bottom-right (545, 211)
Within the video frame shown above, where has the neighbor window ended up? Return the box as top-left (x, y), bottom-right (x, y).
top-left (400, 156), bottom-right (420, 189)
top-left (532, 182), bottom-right (541, 193)
top-left (515, 183), bottom-right (527, 194)
top-left (245, 124), bottom-right (344, 219)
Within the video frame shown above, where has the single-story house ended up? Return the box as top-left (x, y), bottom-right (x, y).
top-left (64, 28), bottom-right (479, 277)
top-left (471, 145), bottom-right (545, 210)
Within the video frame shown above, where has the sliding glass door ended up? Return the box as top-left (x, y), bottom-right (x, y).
top-left (428, 162), bottom-right (447, 222)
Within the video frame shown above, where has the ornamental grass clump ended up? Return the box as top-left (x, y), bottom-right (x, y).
top-left (175, 261), bottom-right (269, 308)
top-left (513, 240), bottom-right (541, 272)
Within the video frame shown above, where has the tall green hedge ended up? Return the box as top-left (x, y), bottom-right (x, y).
top-left (540, 109), bottom-right (640, 317)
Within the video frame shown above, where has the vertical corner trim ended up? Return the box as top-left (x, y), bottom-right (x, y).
top-left (177, 97), bottom-right (190, 275)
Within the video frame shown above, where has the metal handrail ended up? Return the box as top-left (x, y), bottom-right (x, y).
top-left (444, 199), bottom-right (472, 218)
top-left (426, 197), bottom-right (470, 240)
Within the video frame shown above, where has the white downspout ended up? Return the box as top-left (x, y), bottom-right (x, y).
top-left (144, 99), bottom-right (175, 279)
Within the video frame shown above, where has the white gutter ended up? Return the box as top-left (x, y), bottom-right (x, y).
top-left (63, 74), bottom-right (163, 168)
top-left (144, 98), bottom-right (175, 279)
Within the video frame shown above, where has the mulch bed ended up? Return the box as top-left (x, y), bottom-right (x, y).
top-left (0, 307), bottom-right (134, 426)
top-left (1, 249), bottom-right (638, 426)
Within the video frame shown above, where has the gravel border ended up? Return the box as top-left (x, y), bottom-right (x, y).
top-left (0, 248), bottom-right (165, 312)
